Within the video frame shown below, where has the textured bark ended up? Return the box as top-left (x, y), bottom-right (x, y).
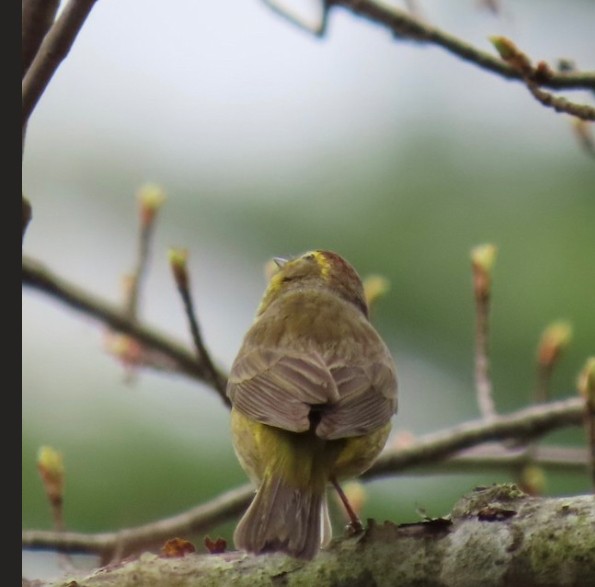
top-left (36, 485), bottom-right (595, 587)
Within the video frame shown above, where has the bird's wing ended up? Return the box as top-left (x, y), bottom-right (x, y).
top-left (315, 358), bottom-right (398, 440)
top-left (227, 348), bottom-right (340, 433)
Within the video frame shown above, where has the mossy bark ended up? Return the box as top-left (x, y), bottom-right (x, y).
top-left (33, 485), bottom-right (595, 587)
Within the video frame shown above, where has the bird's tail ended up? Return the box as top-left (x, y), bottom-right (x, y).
top-left (233, 471), bottom-right (331, 560)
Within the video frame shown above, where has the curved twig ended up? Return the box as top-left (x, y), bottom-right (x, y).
top-left (22, 397), bottom-right (585, 559)
top-left (323, 0), bottom-right (595, 91)
top-left (22, 255), bottom-right (230, 406)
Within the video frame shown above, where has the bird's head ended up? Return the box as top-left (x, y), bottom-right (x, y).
top-left (256, 250), bottom-right (368, 317)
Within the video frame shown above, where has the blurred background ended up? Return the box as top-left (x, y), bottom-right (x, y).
top-left (22, 0), bottom-right (594, 580)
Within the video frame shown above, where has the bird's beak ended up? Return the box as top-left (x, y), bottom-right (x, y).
top-left (273, 257), bottom-right (288, 268)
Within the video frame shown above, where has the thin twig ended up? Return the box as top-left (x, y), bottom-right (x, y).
top-left (22, 196), bottom-right (32, 244)
top-left (471, 244), bottom-right (497, 419)
top-left (124, 220), bottom-right (153, 320)
top-left (22, 0), bottom-right (98, 130)
top-left (22, 0), bottom-right (60, 78)
top-left (108, 189), bottom-right (165, 383)
top-left (577, 358), bottom-right (595, 492)
top-left (260, 0), bottom-right (329, 36)
top-left (22, 255), bottom-right (230, 404)
top-left (124, 186), bottom-right (165, 319)
top-left (436, 444), bottom-right (588, 474)
top-left (369, 397), bottom-right (584, 478)
top-left (534, 321), bottom-right (572, 404)
top-left (526, 81), bottom-right (595, 121)
top-left (490, 37), bottom-right (595, 121)
top-left (22, 484), bottom-right (253, 560)
top-left (22, 397), bottom-right (584, 558)
top-left (36, 445), bottom-right (75, 571)
top-left (325, 0), bottom-right (595, 91)
top-left (169, 250), bottom-right (228, 402)
top-left (37, 446), bottom-right (65, 532)
top-left (523, 321), bottom-right (573, 489)
top-left (474, 297), bottom-right (495, 418)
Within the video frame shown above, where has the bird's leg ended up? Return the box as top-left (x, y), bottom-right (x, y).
top-left (330, 476), bottom-right (363, 535)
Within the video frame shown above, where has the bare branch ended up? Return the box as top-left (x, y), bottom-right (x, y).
top-left (470, 244), bottom-right (497, 419)
top-left (422, 444), bottom-right (588, 475)
top-left (22, 0), bottom-right (60, 77)
top-left (324, 0), bottom-right (595, 92)
top-left (369, 397), bottom-right (584, 478)
top-left (169, 249), bottom-right (229, 402)
top-left (525, 80), bottom-right (595, 121)
top-left (22, 397), bottom-right (584, 558)
top-left (121, 185), bottom-right (166, 321)
top-left (22, 483), bottom-right (253, 561)
top-left (22, 0), bottom-right (98, 130)
top-left (22, 255), bottom-right (230, 404)
top-left (22, 196), bottom-right (32, 244)
top-left (490, 36), bottom-right (595, 121)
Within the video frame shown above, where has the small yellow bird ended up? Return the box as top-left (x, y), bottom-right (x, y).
top-left (227, 250), bottom-right (398, 559)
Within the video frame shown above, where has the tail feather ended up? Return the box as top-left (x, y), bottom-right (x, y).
top-left (234, 473), bottom-right (329, 560)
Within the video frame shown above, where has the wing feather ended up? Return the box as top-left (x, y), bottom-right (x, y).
top-left (316, 360), bottom-right (397, 440)
top-left (227, 349), bottom-right (340, 432)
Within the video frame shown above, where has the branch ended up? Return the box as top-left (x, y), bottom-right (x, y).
top-left (369, 397), bottom-right (585, 479)
top-left (169, 249), bottom-right (229, 402)
top-left (124, 186), bottom-right (166, 320)
top-left (471, 244), bottom-right (498, 419)
top-left (433, 444), bottom-right (588, 474)
top-left (263, 0), bottom-right (594, 120)
top-left (22, 255), bottom-right (229, 401)
top-left (103, 186), bottom-right (167, 383)
top-left (22, 0), bottom-right (98, 130)
top-left (22, 196), bottom-right (32, 244)
top-left (22, 484), bottom-right (253, 561)
top-left (22, 398), bottom-right (585, 558)
top-left (525, 79), bottom-right (595, 120)
top-left (322, 0), bottom-right (595, 92)
top-left (29, 487), bottom-right (595, 587)
top-left (21, 0), bottom-right (60, 77)
top-left (489, 37), bottom-right (595, 121)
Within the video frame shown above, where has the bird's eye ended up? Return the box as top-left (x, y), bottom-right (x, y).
top-left (303, 253), bottom-right (316, 262)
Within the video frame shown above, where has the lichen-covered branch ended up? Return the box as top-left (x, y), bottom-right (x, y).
top-left (34, 486), bottom-right (595, 587)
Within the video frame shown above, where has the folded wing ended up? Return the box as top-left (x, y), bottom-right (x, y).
top-left (316, 360), bottom-right (397, 440)
top-left (227, 348), bottom-right (341, 432)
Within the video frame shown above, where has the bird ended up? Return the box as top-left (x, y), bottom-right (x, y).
top-left (226, 249), bottom-right (398, 560)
